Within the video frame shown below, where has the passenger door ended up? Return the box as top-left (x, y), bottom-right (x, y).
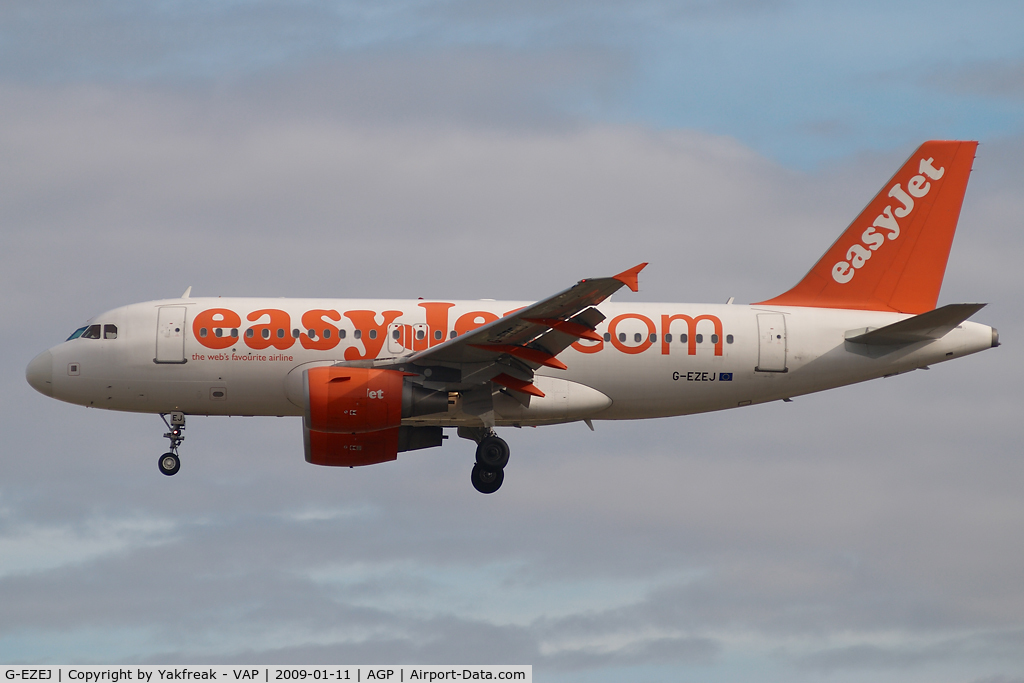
top-left (155, 306), bottom-right (187, 364)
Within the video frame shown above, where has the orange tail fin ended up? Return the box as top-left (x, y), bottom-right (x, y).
top-left (755, 140), bottom-right (978, 314)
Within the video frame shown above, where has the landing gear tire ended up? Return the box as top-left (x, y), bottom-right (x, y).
top-left (158, 452), bottom-right (180, 476)
top-left (471, 463), bottom-right (504, 494)
top-left (158, 412), bottom-right (186, 477)
top-left (475, 436), bottom-right (510, 470)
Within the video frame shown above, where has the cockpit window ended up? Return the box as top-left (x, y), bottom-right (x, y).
top-left (66, 326), bottom-right (88, 341)
top-left (81, 325), bottom-right (101, 340)
top-left (104, 324), bottom-right (118, 340)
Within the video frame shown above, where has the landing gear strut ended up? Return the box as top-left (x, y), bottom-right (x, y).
top-left (158, 412), bottom-right (185, 476)
top-left (460, 427), bottom-right (510, 494)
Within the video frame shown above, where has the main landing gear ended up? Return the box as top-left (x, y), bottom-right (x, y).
top-left (158, 412), bottom-right (185, 476)
top-left (461, 428), bottom-right (510, 494)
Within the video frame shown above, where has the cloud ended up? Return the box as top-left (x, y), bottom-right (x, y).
top-left (0, 81), bottom-right (807, 310)
top-left (0, 515), bottom-right (177, 579)
top-left (926, 61), bottom-right (1024, 101)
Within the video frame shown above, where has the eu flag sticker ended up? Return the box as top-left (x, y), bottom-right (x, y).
top-left (719, 373), bottom-right (733, 381)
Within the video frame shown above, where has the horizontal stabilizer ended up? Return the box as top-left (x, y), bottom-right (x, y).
top-left (845, 303), bottom-right (986, 346)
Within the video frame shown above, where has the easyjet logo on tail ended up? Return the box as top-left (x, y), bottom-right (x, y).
top-left (832, 157), bottom-right (945, 284)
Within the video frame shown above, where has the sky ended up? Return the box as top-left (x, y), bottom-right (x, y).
top-left (2, 1), bottom-right (1024, 681)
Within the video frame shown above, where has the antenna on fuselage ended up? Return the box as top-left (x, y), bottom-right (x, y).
top-left (181, 286), bottom-right (192, 299)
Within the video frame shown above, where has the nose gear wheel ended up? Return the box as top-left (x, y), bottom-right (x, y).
top-left (158, 412), bottom-right (186, 476)
top-left (158, 452), bottom-right (180, 476)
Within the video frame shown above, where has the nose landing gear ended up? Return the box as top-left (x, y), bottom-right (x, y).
top-left (460, 428), bottom-right (510, 494)
top-left (158, 412), bottom-right (185, 476)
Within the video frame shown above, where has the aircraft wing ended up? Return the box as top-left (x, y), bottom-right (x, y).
top-left (393, 263), bottom-right (647, 396)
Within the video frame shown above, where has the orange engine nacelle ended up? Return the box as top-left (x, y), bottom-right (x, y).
top-left (304, 366), bottom-right (406, 434)
top-left (301, 366), bottom-right (448, 467)
top-left (304, 428), bottom-right (400, 467)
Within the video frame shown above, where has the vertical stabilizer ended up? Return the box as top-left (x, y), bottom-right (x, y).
top-left (755, 140), bottom-right (978, 314)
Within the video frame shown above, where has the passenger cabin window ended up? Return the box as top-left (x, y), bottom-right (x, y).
top-left (81, 325), bottom-right (101, 339)
top-left (726, 334), bottom-right (734, 344)
top-left (103, 324), bottom-right (117, 339)
top-left (67, 326), bottom-right (88, 341)
top-left (434, 330), bottom-right (443, 340)
top-left (354, 330), bottom-right (362, 339)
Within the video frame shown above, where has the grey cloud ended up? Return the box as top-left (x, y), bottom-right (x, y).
top-left (230, 49), bottom-right (630, 130)
top-left (792, 630), bottom-right (1024, 672)
top-left (0, 0), bottom-right (640, 85)
top-left (0, 1), bottom-right (362, 82)
top-left (0, 82), bottom-right (807, 311)
top-left (926, 61), bottom-right (1024, 101)
top-left (0, 0), bottom-right (788, 85)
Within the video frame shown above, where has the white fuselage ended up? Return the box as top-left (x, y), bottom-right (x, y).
top-left (33, 297), bottom-right (995, 426)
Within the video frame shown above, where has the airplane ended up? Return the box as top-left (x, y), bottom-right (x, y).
top-left (25, 140), bottom-right (998, 493)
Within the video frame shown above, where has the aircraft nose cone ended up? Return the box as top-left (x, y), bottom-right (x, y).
top-left (26, 350), bottom-right (54, 397)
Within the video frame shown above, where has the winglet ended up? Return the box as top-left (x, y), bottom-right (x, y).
top-left (613, 263), bottom-right (648, 293)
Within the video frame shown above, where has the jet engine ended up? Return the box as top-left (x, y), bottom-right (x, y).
top-left (302, 366), bottom-right (448, 467)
